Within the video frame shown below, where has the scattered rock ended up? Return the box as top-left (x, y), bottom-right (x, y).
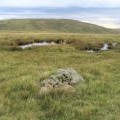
top-left (40, 68), bottom-right (84, 93)
top-left (60, 84), bottom-right (75, 91)
top-left (40, 87), bottom-right (49, 93)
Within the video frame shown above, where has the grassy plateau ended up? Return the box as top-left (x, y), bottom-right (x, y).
top-left (0, 31), bottom-right (120, 120)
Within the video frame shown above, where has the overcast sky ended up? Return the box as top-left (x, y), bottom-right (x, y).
top-left (0, 0), bottom-right (120, 28)
top-left (0, 0), bottom-right (120, 7)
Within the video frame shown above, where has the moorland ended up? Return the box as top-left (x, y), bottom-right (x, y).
top-left (0, 19), bottom-right (120, 120)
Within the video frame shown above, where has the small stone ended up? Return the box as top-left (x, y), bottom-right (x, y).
top-left (62, 81), bottom-right (69, 85)
top-left (54, 85), bottom-right (58, 88)
top-left (57, 81), bottom-right (63, 86)
top-left (40, 87), bottom-right (49, 93)
top-left (60, 84), bottom-right (75, 92)
top-left (44, 83), bottom-right (53, 89)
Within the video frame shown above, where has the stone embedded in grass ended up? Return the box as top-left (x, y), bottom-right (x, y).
top-left (40, 87), bottom-right (49, 93)
top-left (40, 68), bottom-right (84, 93)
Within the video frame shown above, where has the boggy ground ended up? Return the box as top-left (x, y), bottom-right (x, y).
top-left (0, 32), bottom-right (120, 120)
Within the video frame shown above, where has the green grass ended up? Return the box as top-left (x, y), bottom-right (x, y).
top-left (0, 19), bottom-right (118, 34)
top-left (0, 32), bottom-right (120, 52)
top-left (0, 33), bottom-right (120, 120)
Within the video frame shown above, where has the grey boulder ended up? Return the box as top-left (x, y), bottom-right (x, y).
top-left (40, 68), bottom-right (84, 93)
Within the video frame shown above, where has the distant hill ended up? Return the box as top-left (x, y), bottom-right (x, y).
top-left (0, 19), bottom-right (118, 33)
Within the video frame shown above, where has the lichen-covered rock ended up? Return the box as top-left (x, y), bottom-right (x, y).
top-left (56, 69), bottom-right (84, 85)
top-left (40, 68), bottom-right (84, 93)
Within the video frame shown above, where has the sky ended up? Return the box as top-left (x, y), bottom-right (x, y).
top-left (0, 0), bottom-right (120, 7)
top-left (0, 0), bottom-right (120, 28)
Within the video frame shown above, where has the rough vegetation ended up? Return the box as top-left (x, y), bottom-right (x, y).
top-left (0, 32), bottom-right (120, 51)
top-left (0, 32), bottom-right (120, 120)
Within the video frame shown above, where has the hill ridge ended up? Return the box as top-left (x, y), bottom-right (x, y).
top-left (0, 19), bottom-right (118, 33)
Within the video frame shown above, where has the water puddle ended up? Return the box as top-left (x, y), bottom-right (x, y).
top-left (100, 43), bottom-right (109, 51)
top-left (86, 43), bottom-right (109, 53)
top-left (19, 41), bottom-right (57, 49)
